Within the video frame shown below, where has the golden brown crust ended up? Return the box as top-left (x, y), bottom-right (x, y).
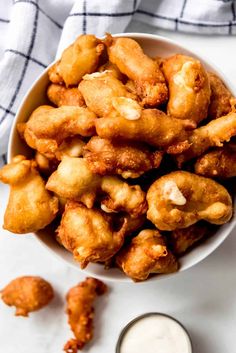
top-left (162, 54), bottom-right (211, 124)
top-left (57, 202), bottom-right (127, 268)
top-left (95, 108), bottom-right (195, 150)
top-left (0, 276), bottom-right (54, 316)
top-left (79, 70), bottom-right (136, 117)
top-left (208, 72), bottom-right (232, 120)
top-left (194, 145), bottom-right (236, 178)
top-left (169, 223), bottom-right (209, 255)
top-left (19, 105), bottom-right (96, 157)
top-left (147, 171), bottom-right (232, 231)
top-left (47, 84), bottom-right (85, 107)
top-left (116, 229), bottom-right (178, 281)
top-left (64, 277), bottom-right (107, 352)
top-left (172, 112), bottom-right (236, 165)
top-left (0, 156), bottom-right (58, 233)
top-left (84, 136), bottom-right (163, 178)
top-left (56, 34), bottom-right (104, 86)
top-left (105, 34), bottom-right (168, 107)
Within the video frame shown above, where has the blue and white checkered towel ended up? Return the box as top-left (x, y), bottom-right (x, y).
top-left (0, 0), bottom-right (236, 160)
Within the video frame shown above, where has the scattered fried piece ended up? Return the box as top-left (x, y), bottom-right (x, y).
top-left (79, 70), bottom-right (136, 117)
top-left (50, 34), bottom-right (104, 86)
top-left (0, 276), bottom-right (54, 317)
top-left (147, 171), bottom-right (232, 231)
top-left (18, 105), bottom-right (96, 157)
top-left (55, 137), bottom-right (85, 160)
top-left (96, 108), bottom-right (194, 150)
top-left (0, 155), bottom-right (58, 233)
top-left (208, 72), bottom-right (232, 120)
top-left (35, 151), bottom-right (58, 175)
top-left (172, 112), bottom-right (236, 165)
top-left (47, 84), bottom-right (85, 107)
top-left (47, 157), bottom-right (147, 216)
top-left (84, 136), bottom-right (163, 178)
top-left (169, 222), bottom-right (209, 255)
top-left (194, 145), bottom-right (236, 178)
top-left (64, 277), bottom-right (107, 353)
top-left (57, 202), bottom-right (127, 268)
top-left (162, 54), bottom-right (210, 124)
top-left (116, 229), bottom-right (178, 281)
top-left (105, 34), bottom-right (168, 107)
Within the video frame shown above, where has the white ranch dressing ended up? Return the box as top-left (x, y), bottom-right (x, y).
top-left (119, 315), bottom-right (192, 353)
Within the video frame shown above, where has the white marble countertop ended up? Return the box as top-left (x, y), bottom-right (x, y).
top-left (1, 22), bottom-right (236, 353)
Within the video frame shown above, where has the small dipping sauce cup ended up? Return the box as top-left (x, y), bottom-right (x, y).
top-left (116, 313), bottom-right (193, 353)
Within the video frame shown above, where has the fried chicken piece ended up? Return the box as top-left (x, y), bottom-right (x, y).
top-left (208, 72), bottom-right (232, 120)
top-left (105, 34), bottom-right (168, 107)
top-left (162, 54), bottom-right (210, 124)
top-left (46, 157), bottom-right (101, 208)
top-left (169, 223), bottom-right (209, 255)
top-left (49, 34), bottom-right (104, 86)
top-left (46, 157), bottom-right (147, 216)
top-left (100, 176), bottom-right (147, 217)
top-left (48, 62), bottom-right (63, 84)
top-left (173, 112), bottom-right (236, 165)
top-left (64, 277), bottom-right (107, 353)
top-left (0, 276), bottom-right (54, 317)
top-left (98, 61), bottom-right (125, 81)
top-left (79, 70), bottom-right (137, 117)
top-left (0, 155), bottom-right (58, 233)
top-left (194, 145), bottom-right (236, 178)
top-left (47, 84), bottom-right (85, 107)
top-left (147, 171), bottom-right (232, 231)
top-left (57, 202), bottom-right (127, 268)
top-left (116, 229), bottom-right (178, 281)
top-left (96, 108), bottom-right (195, 151)
top-left (18, 105), bottom-right (96, 158)
top-left (84, 136), bottom-right (163, 178)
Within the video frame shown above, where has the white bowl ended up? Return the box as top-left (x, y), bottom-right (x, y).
top-left (8, 33), bottom-right (236, 282)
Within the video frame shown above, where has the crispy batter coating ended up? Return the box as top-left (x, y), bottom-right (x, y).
top-left (105, 34), bottom-right (168, 107)
top-left (116, 229), bottom-right (178, 281)
top-left (173, 112), bottom-right (236, 165)
top-left (46, 157), bottom-right (101, 208)
top-left (50, 34), bottom-right (104, 86)
top-left (57, 202), bottom-right (127, 268)
top-left (64, 277), bottom-right (107, 353)
top-left (47, 84), bottom-right (85, 107)
top-left (79, 71), bottom-right (136, 117)
top-left (83, 136), bottom-right (163, 178)
top-left (98, 61), bottom-right (125, 81)
top-left (0, 155), bottom-right (58, 233)
top-left (208, 72), bottom-right (232, 120)
top-left (169, 223), bottom-right (209, 255)
top-left (162, 54), bottom-right (210, 124)
top-left (0, 276), bottom-right (54, 317)
top-left (55, 137), bottom-right (85, 160)
top-left (147, 171), bottom-right (232, 231)
top-left (48, 62), bottom-right (63, 84)
top-left (100, 176), bottom-right (147, 217)
top-left (195, 145), bottom-right (236, 178)
top-left (46, 157), bottom-right (147, 216)
top-left (18, 105), bottom-right (96, 157)
top-left (96, 108), bottom-right (195, 150)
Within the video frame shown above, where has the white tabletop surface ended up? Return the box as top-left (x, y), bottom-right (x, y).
top-left (1, 21), bottom-right (236, 353)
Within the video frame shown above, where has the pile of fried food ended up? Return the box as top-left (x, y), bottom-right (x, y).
top-left (1, 33), bottom-right (235, 282)
top-left (0, 276), bottom-right (107, 353)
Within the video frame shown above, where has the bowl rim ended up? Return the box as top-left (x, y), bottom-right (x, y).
top-left (7, 32), bottom-right (236, 283)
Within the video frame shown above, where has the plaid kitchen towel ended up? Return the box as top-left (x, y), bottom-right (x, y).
top-left (0, 0), bottom-right (236, 160)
